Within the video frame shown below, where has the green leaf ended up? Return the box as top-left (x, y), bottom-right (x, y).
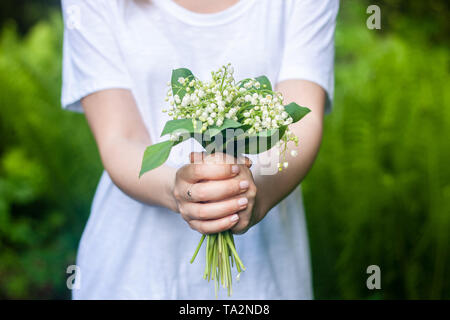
top-left (199, 120), bottom-right (244, 153)
top-left (284, 102), bottom-right (311, 123)
top-left (204, 119), bottom-right (243, 138)
top-left (255, 129), bottom-right (276, 137)
top-left (255, 75), bottom-right (272, 91)
top-left (161, 118), bottom-right (202, 137)
top-left (223, 126), bottom-right (287, 155)
top-left (171, 68), bottom-right (195, 100)
top-left (245, 126), bottom-right (287, 154)
top-left (139, 140), bottom-right (174, 177)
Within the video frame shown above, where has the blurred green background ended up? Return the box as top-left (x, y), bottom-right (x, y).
top-left (0, 1), bottom-right (448, 299)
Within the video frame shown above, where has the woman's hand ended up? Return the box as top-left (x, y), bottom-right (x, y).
top-left (172, 152), bottom-right (258, 235)
top-left (227, 160), bottom-right (260, 235)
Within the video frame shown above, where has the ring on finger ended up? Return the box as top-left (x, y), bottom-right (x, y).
top-left (186, 184), bottom-right (193, 200)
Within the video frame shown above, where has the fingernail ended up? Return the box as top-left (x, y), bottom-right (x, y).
top-left (232, 165), bottom-right (240, 174)
top-left (240, 180), bottom-right (249, 189)
top-left (230, 214), bottom-right (239, 222)
top-left (238, 197), bottom-right (248, 206)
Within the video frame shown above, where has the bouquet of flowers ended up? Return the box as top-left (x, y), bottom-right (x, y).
top-left (139, 64), bottom-right (310, 296)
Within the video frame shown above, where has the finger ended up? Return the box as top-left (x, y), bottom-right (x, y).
top-left (203, 152), bottom-right (239, 165)
top-left (190, 152), bottom-right (205, 164)
top-left (234, 155), bottom-right (252, 168)
top-left (185, 163), bottom-right (240, 182)
top-left (231, 207), bottom-right (253, 235)
top-left (204, 152), bottom-right (252, 168)
top-left (189, 213), bottom-right (240, 235)
top-left (240, 156), bottom-right (252, 168)
top-left (188, 179), bottom-right (249, 202)
top-left (184, 196), bottom-right (248, 220)
top-left (177, 162), bottom-right (239, 182)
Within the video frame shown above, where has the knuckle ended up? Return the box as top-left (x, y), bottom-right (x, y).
top-left (197, 206), bottom-right (208, 220)
top-left (192, 164), bottom-right (203, 178)
top-left (227, 182), bottom-right (239, 196)
top-left (195, 187), bottom-right (206, 202)
top-left (173, 187), bottom-right (181, 200)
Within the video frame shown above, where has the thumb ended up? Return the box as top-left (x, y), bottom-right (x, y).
top-left (243, 156), bottom-right (252, 168)
top-left (237, 155), bottom-right (252, 168)
top-left (189, 152), bottom-right (205, 164)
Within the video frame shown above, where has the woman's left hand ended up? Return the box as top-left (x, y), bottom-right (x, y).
top-left (190, 152), bottom-right (263, 235)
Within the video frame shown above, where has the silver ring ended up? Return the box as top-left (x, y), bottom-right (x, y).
top-left (187, 185), bottom-right (193, 200)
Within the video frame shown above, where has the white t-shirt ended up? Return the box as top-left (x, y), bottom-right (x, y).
top-left (61, 0), bottom-right (338, 299)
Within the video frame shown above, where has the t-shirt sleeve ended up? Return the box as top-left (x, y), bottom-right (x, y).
top-left (61, 0), bottom-right (132, 112)
top-left (277, 0), bottom-right (339, 113)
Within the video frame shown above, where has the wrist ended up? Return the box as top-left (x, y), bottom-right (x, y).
top-left (254, 196), bottom-right (268, 224)
top-left (164, 168), bottom-right (179, 213)
top-left (253, 178), bottom-right (270, 219)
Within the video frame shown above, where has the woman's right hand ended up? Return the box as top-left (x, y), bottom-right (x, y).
top-left (172, 152), bottom-right (251, 234)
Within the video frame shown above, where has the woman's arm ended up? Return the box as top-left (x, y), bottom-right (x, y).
top-left (82, 89), bottom-right (249, 234)
top-left (224, 79), bottom-right (326, 234)
top-left (81, 89), bottom-right (179, 212)
top-left (187, 79), bottom-right (326, 234)
top-left (81, 82), bottom-right (324, 234)
top-left (255, 79), bottom-right (325, 215)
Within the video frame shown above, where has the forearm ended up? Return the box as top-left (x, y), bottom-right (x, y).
top-left (81, 89), bottom-right (178, 212)
top-left (99, 136), bottom-right (178, 212)
top-left (254, 112), bottom-right (323, 214)
top-left (254, 79), bottom-right (326, 216)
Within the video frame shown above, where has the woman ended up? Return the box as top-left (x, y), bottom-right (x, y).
top-left (61, 0), bottom-right (338, 299)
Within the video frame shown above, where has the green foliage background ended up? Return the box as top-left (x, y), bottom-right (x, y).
top-left (0, 2), bottom-right (448, 299)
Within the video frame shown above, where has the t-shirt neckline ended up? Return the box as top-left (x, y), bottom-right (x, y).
top-left (151, 0), bottom-right (256, 26)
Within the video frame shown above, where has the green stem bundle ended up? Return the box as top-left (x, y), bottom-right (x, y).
top-left (190, 230), bottom-right (245, 297)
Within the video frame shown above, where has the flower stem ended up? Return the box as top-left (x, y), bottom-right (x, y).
top-left (225, 232), bottom-right (246, 271)
top-left (190, 234), bottom-right (206, 264)
top-left (190, 230), bottom-right (245, 297)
